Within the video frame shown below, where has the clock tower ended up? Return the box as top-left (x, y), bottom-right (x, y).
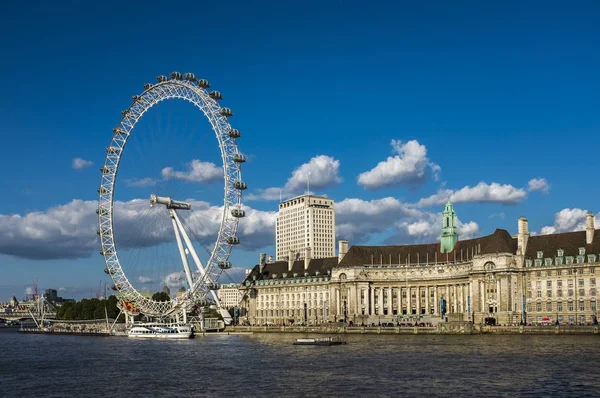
top-left (440, 200), bottom-right (458, 253)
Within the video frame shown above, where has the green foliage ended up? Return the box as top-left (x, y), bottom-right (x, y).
top-left (55, 295), bottom-right (123, 322)
top-left (152, 292), bottom-right (170, 302)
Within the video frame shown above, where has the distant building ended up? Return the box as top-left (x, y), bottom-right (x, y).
top-left (217, 283), bottom-right (242, 308)
top-left (276, 194), bottom-right (335, 261)
top-left (241, 202), bottom-right (600, 327)
top-left (43, 289), bottom-right (64, 304)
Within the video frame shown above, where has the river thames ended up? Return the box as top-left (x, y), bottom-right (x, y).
top-left (1, 328), bottom-right (598, 397)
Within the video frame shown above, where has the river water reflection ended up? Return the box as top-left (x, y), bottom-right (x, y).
top-left (1, 328), bottom-right (598, 397)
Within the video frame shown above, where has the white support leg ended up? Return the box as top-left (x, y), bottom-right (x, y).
top-left (170, 209), bottom-right (195, 290)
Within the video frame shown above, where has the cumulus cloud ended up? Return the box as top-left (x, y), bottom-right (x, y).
top-left (336, 197), bottom-right (478, 245)
top-left (540, 208), bottom-right (600, 235)
top-left (0, 198), bottom-right (276, 260)
top-left (25, 287), bottom-right (34, 295)
top-left (125, 177), bottom-right (156, 187)
top-left (528, 178), bottom-right (550, 194)
top-left (246, 155), bottom-right (342, 201)
top-left (357, 140), bottom-right (440, 190)
top-left (162, 159), bottom-right (222, 183)
top-left (137, 276), bottom-right (154, 284)
top-left (72, 158), bottom-right (93, 170)
top-left (164, 271), bottom-right (185, 289)
top-left (417, 182), bottom-right (527, 207)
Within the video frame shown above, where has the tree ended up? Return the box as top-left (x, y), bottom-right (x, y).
top-left (152, 292), bottom-right (170, 302)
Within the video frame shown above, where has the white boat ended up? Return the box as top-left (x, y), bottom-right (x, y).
top-left (128, 323), bottom-right (194, 339)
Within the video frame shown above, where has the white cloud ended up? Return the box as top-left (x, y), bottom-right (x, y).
top-left (0, 198), bottom-right (276, 260)
top-left (246, 155), bottom-right (342, 201)
top-left (336, 197), bottom-right (478, 245)
top-left (488, 212), bottom-right (506, 219)
top-left (125, 177), bottom-right (156, 187)
top-left (163, 271), bottom-right (185, 289)
top-left (528, 178), bottom-right (550, 194)
top-left (540, 208), bottom-right (600, 235)
top-left (417, 182), bottom-right (527, 207)
top-left (137, 276), bottom-right (154, 284)
top-left (72, 158), bottom-right (93, 170)
top-left (357, 140), bottom-right (440, 190)
top-left (25, 287), bottom-right (34, 295)
top-left (162, 159), bottom-right (222, 183)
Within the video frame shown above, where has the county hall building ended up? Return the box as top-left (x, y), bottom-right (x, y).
top-left (240, 202), bottom-right (599, 326)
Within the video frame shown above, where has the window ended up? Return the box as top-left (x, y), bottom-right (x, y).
top-left (536, 271), bottom-right (542, 278)
top-left (546, 301), bottom-right (553, 311)
top-left (547, 281), bottom-right (552, 288)
top-left (557, 269), bottom-right (562, 276)
top-left (537, 291), bottom-right (542, 298)
top-left (591, 268), bottom-right (596, 274)
top-left (557, 302), bottom-right (563, 311)
top-left (557, 249), bottom-right (564, 257)
top-left (525, 259), bottom-right (532, 267)
top-left (568, 301), bottom-right (574, 311)
top-left (579, 289), bottom-right (585, 297)
top-left (547, 290), bottom-right (552, 298)
top-left (579, 247), bottom-right (586, 256)
top-left (545, 258), bottom-right (553, 267)
top-left (591, 278), bottom-right (596, 286)
top-left (579, 279), bottom-right (585, 287)
top-left (558, 280), bottom-right (563, 287)
top-left (579, 301), bottom-right (585, 311)
top-left (535, 259), bottom-right (543, 267)
top-left (556, 257), bottom-right (563, 266)
top-left (568, 289), bottom-right (574, 297)
top-left (590, 288), bottom-right (596, 296)
top-left (557, 289), bottom-right (563, 297)
top-left (566, 257), bottom-right (574, 265)
top-left (527, 303), bottom-right (532, 312)
top-left (536, 302), bottom-right (542, 312)
top-left (588, 255), bottom-right (596, 263)
top-left (592, 300), bottom-right (597, 312)
top-left (537, 251), bottom-right (543, 259)
top-left (577, 256), bottom-right (584, 264)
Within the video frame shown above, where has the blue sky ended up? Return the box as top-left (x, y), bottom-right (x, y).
top-left (1, 0), bottom-right (599, 300)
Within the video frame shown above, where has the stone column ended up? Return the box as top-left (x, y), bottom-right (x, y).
top-left (424, 286), bottom-right (429, 314)
top-left (433, 286), bottom-right (438, 315)
top-left (387, 287), bottom-right (392, 316)
top-left (369, 286), bottom-right (374, 315)
top-left (407, 288), bottom-right (412, 314)
top-left (335, 288), bottom-right (340, 319)
top-left (378, 288), bottom-right (383, 315)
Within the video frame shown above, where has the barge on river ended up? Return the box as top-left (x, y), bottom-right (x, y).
top-left (293, 337), bottom-right (347, 346)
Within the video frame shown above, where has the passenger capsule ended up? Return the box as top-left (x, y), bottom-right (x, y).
top-left (157, 75), bottom-right (168, 83)
top-left (110, 284), bottom-right (121, 291)
top-left (233, 180), bottom-right (247, 190)
top-left (232, 153), bottom-right (246, 163)
top-left (184, 73), bottom-right (196, 81)
top-left (100, 249), bottom-right (113, 256)
top-left (113, 127), bottom-right (127, 135)
top-left (121, 110), bottom-right (129, 117)
top-left (98, 187), bottom-right (109, 195)
top-left (104, 267), bottom-right (115, 275)
top-left (208, 282), bottom-right (220, 290)
top-left (197, 79), bottom-right (210, 88)
top-left (209, 91), bottom-right (222, 101)
top-left (143, 83), bottom-right (153, 90)
top-left (226, 236), bottom-right (240, 245)
top-left (100, 166), bottom-right (113, 174)
top-left (218, 261), bottom-right (232, 270)
top-left (106, 146), bottom-right (121, 154)
top-left (170, 71), bottom-right (182, 80)
top-left (96, 208), bottom-right (108, 215)
top-left (219, 108), bottom-right (233, 118)
top-left (227, 129), bottom-right (241, 139)
top-left (231, 208), bottom-right (245, 218)
top-left (132, 95), bottom-right (139, 102)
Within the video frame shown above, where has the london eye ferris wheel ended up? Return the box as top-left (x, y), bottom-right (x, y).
top-left (97, 72), bottom-right (246, 320)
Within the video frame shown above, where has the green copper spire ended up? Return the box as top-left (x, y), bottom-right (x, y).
top-left (440, 200), bottom-right (458, 253)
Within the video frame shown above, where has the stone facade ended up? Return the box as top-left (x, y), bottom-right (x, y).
top-left (241, 206), bottom-right (599, 327)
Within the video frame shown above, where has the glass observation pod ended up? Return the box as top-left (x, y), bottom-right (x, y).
top-left (207, 282), bottom-right (220, 290)
top-left (233, 180), bottom-right (247, 190)
top-left (157, 75), bottom-right (168, 83)
top-left (227, 236), bottom-right (240, 245)
top-left (100, 166), bottom-right (114, 174)
top-left (100, 249), bottom-right (114, 256)
top-left (170, 71), bottom-right (183, 80)
top-left (111, 284), bottom-right (122, 291)
top-left (113, 127), bottom-right (127, 136)
top-left (219, 107), bottom-right (233, 117)
top-left (143, 83), bottom-right (153, 90)
top-left (97, 187), bottom-right (109, 194)
top-left (197, 79), bottom-right (210, 88)
top-left (231, 208), bottom-right (245, 218)
top-left (218, 261), bottom-right (232, 270)
top-left (106, 146), bottom-right (121, 154)
top-left (232, 153), bottom-right (246, 163)
top-left (96, 208), bottom-right (108, 215)
top-left (121, 110), bottom-right (130, 117)
top-left (104, 267), bottom-right (116, 275)
top-left (184, 72), bottom-right (196, 81)
top-left (209, 91), bottom-right (222, 101)
top-left (228, 129), bottom-right (241, 139)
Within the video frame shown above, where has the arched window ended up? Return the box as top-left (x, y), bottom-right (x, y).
top-left (339, 273), bottom-right (347, 281)
top-left (484, 262), bottom-right (496, 271)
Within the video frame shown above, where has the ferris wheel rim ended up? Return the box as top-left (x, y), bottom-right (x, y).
top-left (97, 75), bottom-right (244, 317)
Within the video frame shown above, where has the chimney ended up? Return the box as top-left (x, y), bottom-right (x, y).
top-left (304, 246), bottom-right (312, 270)
top-left (338, 240), bottom-right (348, 263)
top-left (586, 213), bottom-right (595, 244)
top-left (288, 250), bottom-right (294, 272)
top-left (259, 252), bottom-right (266, 273)
top-left (267, 255), bottom-right (273, 264)
top-left (517, 217), bottom-right (529, 256)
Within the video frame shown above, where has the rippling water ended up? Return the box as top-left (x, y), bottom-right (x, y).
top-left (1, 328), bottom-right (598, 397)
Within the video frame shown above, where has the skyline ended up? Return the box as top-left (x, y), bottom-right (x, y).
top-left (1, 1), bottom-right (599, 300)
